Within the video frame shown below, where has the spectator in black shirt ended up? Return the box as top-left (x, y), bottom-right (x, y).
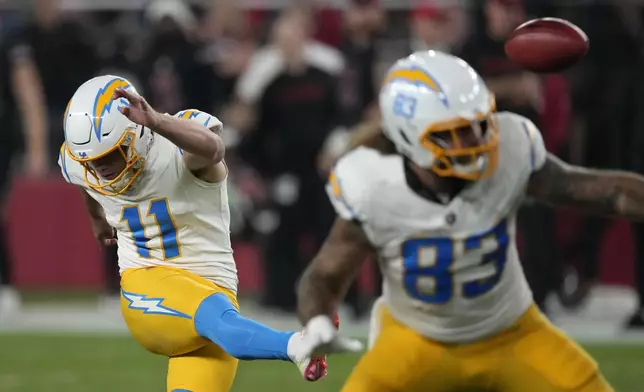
top-left (0, 0), bottom-right (95, 314)
top-left (139, 0), bottom-right (199, 115)
top-left (232, 9), bottom-right (344, 312)
top-left (336, 0), bottom-right (383, 129)
top-left (5, 0), bottom-right (97, 162)
top-left (188, 0), bottom-right (256, 115)
top-left (0, 36), bottom-right (46, 314)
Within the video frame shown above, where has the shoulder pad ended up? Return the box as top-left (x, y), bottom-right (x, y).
top-left (174, 109), bottom-right (222, 131)
top-left (496, 112), bottom-right (547, 172)
top-left (326, 147), bottom-right (380, 221)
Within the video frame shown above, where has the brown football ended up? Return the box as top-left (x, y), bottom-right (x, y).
top-left (505, 17), bottom-right (589, 73)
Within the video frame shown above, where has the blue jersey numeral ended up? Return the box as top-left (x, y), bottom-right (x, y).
top-left (120, 198), bottom-right (181, 260)
top-left (402, 220), bottom-right (509, 304)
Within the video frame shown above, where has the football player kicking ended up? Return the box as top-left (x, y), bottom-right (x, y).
top-left (58, 75), bottom-right (328, 392)
top-left (296, 51), bottom-right (626, 391)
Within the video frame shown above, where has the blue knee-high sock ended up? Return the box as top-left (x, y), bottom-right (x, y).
top-left (194, 293), bottom-right (295, 361)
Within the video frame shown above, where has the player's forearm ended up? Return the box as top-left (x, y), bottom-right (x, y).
top-left (297, 219), bottom-right (373, 323)
top-left (297, 263), bottom-right (348, 324)
top-left (81, 189), bottom-right (106, 220)
top-left (528, 154), bottom-right (644, 220)
top-left (151, 113), bottom-right (225, 163)
top-left (601, 172), bottom-right (644, 220)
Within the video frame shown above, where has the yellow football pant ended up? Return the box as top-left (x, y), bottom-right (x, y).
top-left (120, 266), bottom-right (238, 392)
top-left (343, 304), bottom-right (614, 392)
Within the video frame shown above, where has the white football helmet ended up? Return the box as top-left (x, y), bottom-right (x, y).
top-left (379, 50), bottom-right (499, 180)
top-left (64, 75), bottom-right (152, 196)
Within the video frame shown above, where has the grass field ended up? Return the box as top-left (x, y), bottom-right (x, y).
top-left (0, 334), bottom-right (643, 392)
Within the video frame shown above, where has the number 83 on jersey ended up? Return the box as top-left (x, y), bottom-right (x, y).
top-left (402, 220), bottom-right (510, 304)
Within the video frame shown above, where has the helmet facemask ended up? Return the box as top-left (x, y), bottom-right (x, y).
top-left (67, 127), bottom-right (146, 196)
top-left (420, 112), bottom-right (499, 181)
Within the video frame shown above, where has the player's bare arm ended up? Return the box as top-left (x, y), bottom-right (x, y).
top-left (112, 88), bottom-right (225, 171)
top-left (297, 218), bottom-right (374, 323)
top-left (528, 153), bottom-right (644, 220)
top-left (80, 187), bottom-right (104, 219)
top-left (79, 187), bottom-right (116, 246)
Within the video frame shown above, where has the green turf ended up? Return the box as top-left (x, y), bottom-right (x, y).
top-left (0, 334), bottom-right (642, 391)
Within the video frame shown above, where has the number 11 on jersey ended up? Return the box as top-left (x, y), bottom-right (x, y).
top-left (120, 198), bottom-right (181, 260)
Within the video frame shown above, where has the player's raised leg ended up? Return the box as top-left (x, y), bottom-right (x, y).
top-left (120, 266), bottom-right (327, 384)
top-left (193, 291), bottom-right (294, 360)
top-left (497, 306), bottom-right (614, 392)
top-left (192, 287), bottom-right (329, 379)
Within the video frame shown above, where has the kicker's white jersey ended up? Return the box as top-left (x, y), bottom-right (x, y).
top-left (58, 114), bottom-right (238, 293)
top-left (328, 112), bottom-right (547, 343)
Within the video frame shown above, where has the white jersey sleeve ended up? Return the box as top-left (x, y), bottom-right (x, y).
top-left (174, 109), bottom-right (222, 132)
top-left (490, 113), bottom-right (550, 207)
top-left (326, 147), bottom-right (379, 222)
top-left (496, 112), bottom-right (547, 173)
top-left (519, 116), bottom-right (547, 172)
top-left (171, 109), bottom-right (226, 183)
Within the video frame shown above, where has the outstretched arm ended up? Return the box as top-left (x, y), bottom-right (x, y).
top-left (527, 153), bottom-right (644, 220)
top-left (151, 113), bottom-right (225, 170)
top-left (113, 88), bottom-right (225, 171)
top-left (297, 218), bottom-right (374, 324)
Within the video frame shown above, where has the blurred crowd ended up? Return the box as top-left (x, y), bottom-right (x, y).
top-left (3, 0), bottom-right (644, 327)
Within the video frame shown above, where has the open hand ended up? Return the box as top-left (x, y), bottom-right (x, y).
top-left (113, 88), bottom-right (161, 129)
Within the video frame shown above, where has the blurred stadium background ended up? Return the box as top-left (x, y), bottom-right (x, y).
top-left (1, 0), bottom-right (644, 390)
